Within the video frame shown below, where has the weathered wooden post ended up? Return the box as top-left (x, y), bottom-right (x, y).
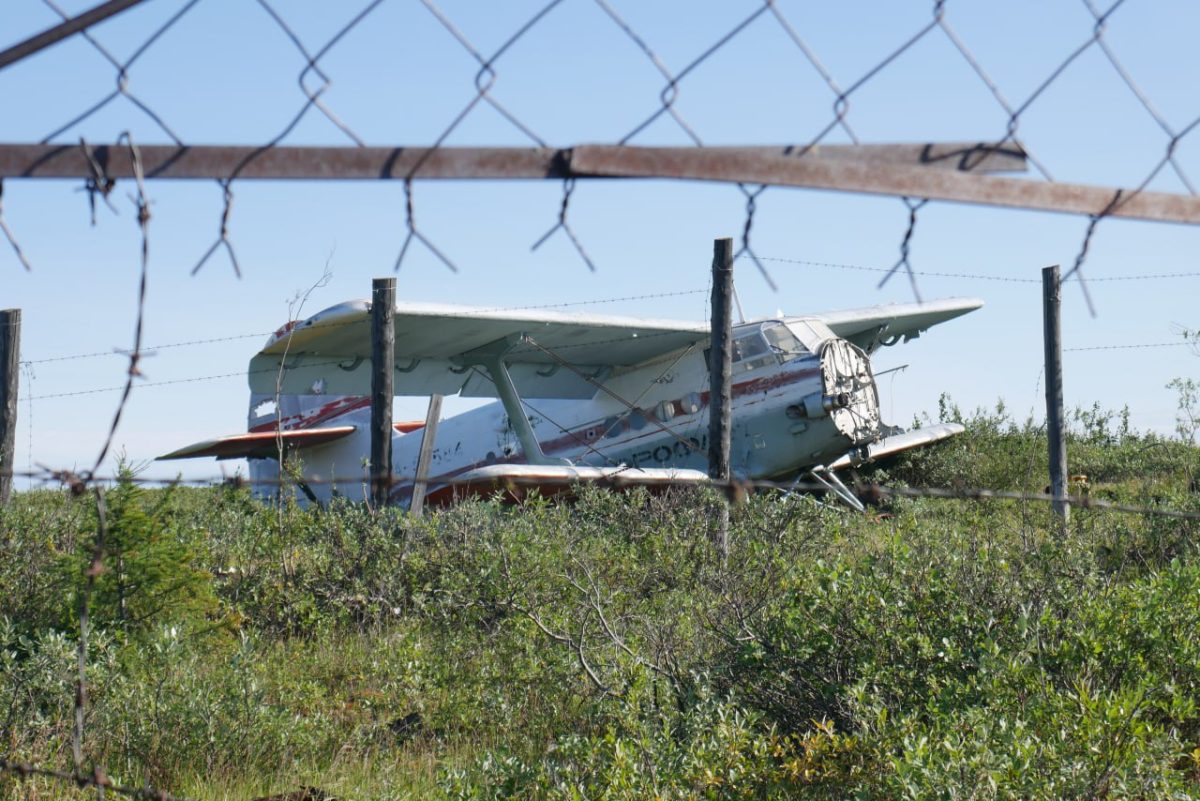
top-left (370, 278), bottom-right (395, 510)
top-left (1042, 265), bottom-right (1069, 526)
top-left (0, 309), bottom-right (18, 505)
top-left (709, 238), bottom-right (733, 561)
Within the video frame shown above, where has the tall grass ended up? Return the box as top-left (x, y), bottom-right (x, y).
top-left (2, 404), bottom-right (1198, 799)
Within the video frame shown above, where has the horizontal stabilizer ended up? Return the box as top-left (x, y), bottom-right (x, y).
top-left (827, 422), bottom-right (964, 470)
top-left (159, 426), bottom-right (357, 461)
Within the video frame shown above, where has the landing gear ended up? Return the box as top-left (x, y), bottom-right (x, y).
top-left (783, 464), bottom-right (865, 512)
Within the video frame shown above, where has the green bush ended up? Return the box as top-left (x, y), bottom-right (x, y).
top-left (2, 413), bottom-right (1199, 799)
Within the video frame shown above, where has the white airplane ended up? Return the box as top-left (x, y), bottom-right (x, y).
top-left (160, 297), bottom-right (982, 510)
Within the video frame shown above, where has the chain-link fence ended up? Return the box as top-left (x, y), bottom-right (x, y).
top-left (3, 2), bottom-right (1200, 795)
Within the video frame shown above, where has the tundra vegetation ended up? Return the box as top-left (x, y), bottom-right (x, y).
top-left (2, 398), bottom-right (1199, 800)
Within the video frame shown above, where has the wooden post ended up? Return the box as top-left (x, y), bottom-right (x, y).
top-left (709, 239), bottom-right (733, 562)
top-left (0, 309), bottom-right (18, 505)
top-left (1042, 265), bottom-right (1069, 525)
top-left (370, 278), bottom-right (395, 510)
top-left (409, 394), bottom-right (443, 518)
top-left (708, 239), bottom-right (733, 482)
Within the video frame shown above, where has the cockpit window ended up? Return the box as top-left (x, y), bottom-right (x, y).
top-left (724, 322), bottom-right (807, 373)
top-left (761, 321), bottom-right (805, 358)
top-left (733, 331), bottom-right (769, 361)
top-left (711, 320), bottom-right (828, 375)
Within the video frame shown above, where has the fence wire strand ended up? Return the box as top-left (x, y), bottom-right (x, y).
top-left (4, 467), bottom-right (1198, 523)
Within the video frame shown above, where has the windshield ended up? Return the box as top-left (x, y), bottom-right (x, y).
top-left (718, 321), bottom-right (814, 374)
top-left (762, 321), bottom-right (806, 358)
top-left (784, 318), bottom-right (835, 354)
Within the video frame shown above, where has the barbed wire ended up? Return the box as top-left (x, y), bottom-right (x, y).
top-left (24, 368), bottom-right (249, 400)
top-left (754, 254), bottom-right (1200, 284)
top-left (14, 293), bottom-right (1190, 403)
top-left (0, 756), bottom-right (192, 801)
top-left (86, 133), bottom-right (150, 480)
top-left (5, 466), bottom-right (1199, 522)
top-left (8, 130), bottom-right (172, 801)
top-left (22, 323), bottom-right (704, 399)
top-left (12, 242), bottom-right (1194, 371)
top-left (1064, 342), bottom-right (1191, 353)
top-left (18, 288), bottom-right (712, 367)
top-left (19, 335), bottom-right (1189, 403)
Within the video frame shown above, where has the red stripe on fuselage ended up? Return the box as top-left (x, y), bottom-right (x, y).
top-left (389, 363), bottom-right (820, 503)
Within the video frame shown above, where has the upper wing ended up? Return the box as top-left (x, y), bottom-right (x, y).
top-left (814, 297), bottom-right (983, 353)
top-left (249, 301), bottom-right (709, 400)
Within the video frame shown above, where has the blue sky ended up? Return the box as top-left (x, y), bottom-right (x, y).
top-left (3, 0), bottom-right (1199, 486)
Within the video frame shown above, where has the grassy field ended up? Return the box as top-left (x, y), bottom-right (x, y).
top-left (2, 401), bottom-right (1200, 799)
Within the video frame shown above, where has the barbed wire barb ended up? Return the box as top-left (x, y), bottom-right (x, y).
top-left (88, 132), bottom-right (152, 480)
top-left (77, 137), bottom-right (118, 225)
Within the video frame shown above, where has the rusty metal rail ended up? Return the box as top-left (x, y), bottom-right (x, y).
top-left (4, 141), bottom-right (1197, 224)
top-left (0, 141), bottom-right (1021, 178)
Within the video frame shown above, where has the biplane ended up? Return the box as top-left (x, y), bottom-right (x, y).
top-left (160, 296), bottom-right (982, 510)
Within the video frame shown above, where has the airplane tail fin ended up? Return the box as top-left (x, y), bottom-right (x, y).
top-left (246, 391), bottom-right (370, 436)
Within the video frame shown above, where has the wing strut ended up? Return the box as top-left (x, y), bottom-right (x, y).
top-left (458, 335), bottom-right (570, 467)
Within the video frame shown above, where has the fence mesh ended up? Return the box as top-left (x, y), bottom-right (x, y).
top-left (4, 0), bottom-right (1200, 291)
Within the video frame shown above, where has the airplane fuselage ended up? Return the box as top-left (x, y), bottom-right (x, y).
top-left (245, 317), bottom-right (883, 506)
